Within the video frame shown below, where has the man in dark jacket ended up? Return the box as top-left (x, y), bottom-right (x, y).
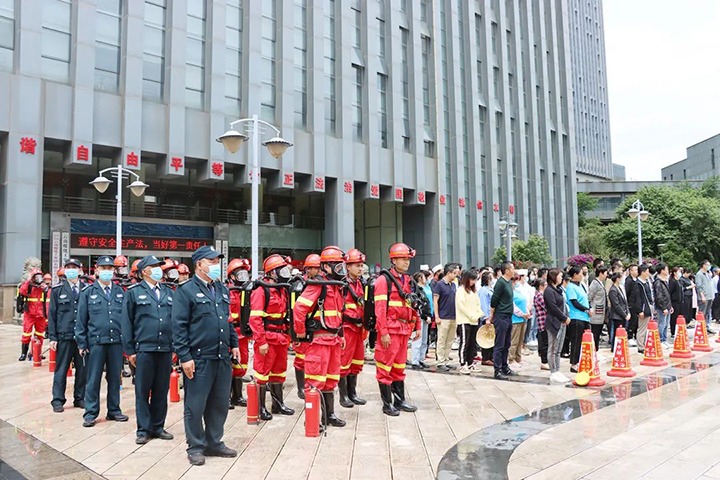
top-left (625, 265), bottom-right (639, 345)
top-left (653, 263), bottom-right (672, 346)
top-left (631, 265), bottom-right (653, 354)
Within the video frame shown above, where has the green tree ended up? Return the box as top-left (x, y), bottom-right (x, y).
top-left (577, 192), bottom-right (599, 227)
top-left (579, 218), bottom-right (612, 260)
top-left (491, 234), bottom-right (553, 266)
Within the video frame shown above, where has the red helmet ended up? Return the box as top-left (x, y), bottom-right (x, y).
top-left (227, 258), bottom-right (251, 276)
top-left (344, 248), bottom-right (366, 265)
top-left (131, 259), bottom-right (141, 274)
top-left (113, 255), bottom-right (128, 267)
top-left (304, 254), bottom-right (321, 268)
top-left (388, 242), bottom-right (416, 259)
top-left (263, 254), bottom-right (288, 273)
top-left (320, 246), bottom-right (345, 263)
top-left (161, 258), bottom-right (179, 271)
top-left (177, 264), bottom-right (190, 274)
top-left (43, 273), bottom-right (52, 281)
top-left (57, 268), bottom-right (65, 277)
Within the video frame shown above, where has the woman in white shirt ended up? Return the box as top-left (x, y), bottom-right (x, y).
top-left (456, 269), bottom-right (484, 374)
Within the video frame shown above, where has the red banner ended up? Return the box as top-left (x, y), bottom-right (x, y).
top-left (71, 234), bottom-right (210, 252)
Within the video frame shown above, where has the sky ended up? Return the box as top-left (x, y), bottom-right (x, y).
top-left (602, 0), bottom-right (720, 180)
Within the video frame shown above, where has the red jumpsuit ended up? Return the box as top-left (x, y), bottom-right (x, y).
top-left (229, 288), bottom-right (250, 378)
top-left (249, 284), bottom-right (290, 385)
top-left (293, 275), bottom-right (344, 392)
top-left (341, 278), bottom-right (366, 377)
top-left (19, 280), bottom-right (47, 345)
top-left (292, 275), bottom-right (314, 372)
top-left (373, 269), bottom-right (420, 385)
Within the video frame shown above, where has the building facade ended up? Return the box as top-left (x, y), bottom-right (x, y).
top-left (662, 133), bottom-right (720, 181)
top-left (0, 0), bottom-right (580, 288)
top-left (567, 0), bottom-right (612, 180)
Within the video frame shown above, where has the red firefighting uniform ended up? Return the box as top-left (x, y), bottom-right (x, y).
top-left (373, 269), bottom-right (420, 385)
top-left (250, 283), bottom-right (290, 385)
top-left (228, 287), bottom-right (250, 378)
top-left (292, 274), bottom-right (344, 392)
top-left (341, 277), bottom-right (365, 377)
top-left (292, 274), bottom-right (315, 371)
top-left (19, 280), bottom-right (47, 345)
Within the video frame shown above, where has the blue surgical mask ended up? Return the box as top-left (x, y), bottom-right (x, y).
top-left (65, 268), bottom-right (79, 280)
top-left (98, 270), bottom-right (114, 282)
top-left (207, 264), bottom-right (222, 281)
top-left (150, 267), bottom-right (163, 282)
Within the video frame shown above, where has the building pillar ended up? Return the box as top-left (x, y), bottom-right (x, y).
top-left (324, 179), bottom-right (355, 251)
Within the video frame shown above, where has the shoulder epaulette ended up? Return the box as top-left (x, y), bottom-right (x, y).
top-left (126, 283), bottom-right (140, 290)
top-left (81, 285), bottom-right (92, 292)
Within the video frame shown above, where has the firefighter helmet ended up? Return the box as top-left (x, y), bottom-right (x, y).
top-left (388, 242), bottom-right (416, 259)
top-left (344, 248), bottom-right (366, 265)
top-left (320, 246), bottom-right (345, 263)
top-left (113, 255), bottom-right (128, 267)
top-left (263, 254), bottom-right (288, 273)
top-left (43, 273), bottom-right (52, 281)
top-left (177, 263), bottom-right (190, 275)
top-left (304, 254), bottom-right (321, 268)
top-left (161, 258), bottom-right (179, 271)
top-left (131, 259), bottom-right (141, 275)
top-left (57, 268), bottom-right (65, 277)
top-left (227, 258), bottom-right (251, 276)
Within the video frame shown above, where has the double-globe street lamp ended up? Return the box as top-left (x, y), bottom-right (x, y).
top-left (216, 115), bottom-right (293, 280)
top-left (498, 212), bottom-right (519, 262)
top-left (627, 199), bottom-right (650, 265)
top-left (89, 166), bottom-right (149, 257)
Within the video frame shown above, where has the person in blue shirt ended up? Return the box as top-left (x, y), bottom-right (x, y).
top-left (509, 277), bottom-right (531, 368)
top-left (477, 271), bottom-right (495, 365)
top-left (565, 266), bottom-right (591, 372)
top-left (410, 270), bottom-right (434, 369)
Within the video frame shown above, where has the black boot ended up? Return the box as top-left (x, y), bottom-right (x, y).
top-left (295, 368), bottom-right (305, 399)
top-left (379, 383), bottom-right (400, 417)
top-left (237, 378), bottom-right (247, 407)
top-left (259, 385), bottom-right (273, 421)
top-left (270, 383), bottom-right (295, 415)
top-left (321, 392), bottom-right (346, 427)
top-left (347, 374), bottom-right (366, 405)
top-left (230, 378), bottom-right (246, 407)
top-left (391, 381), bottom-right (417, 412)
top-left (338, 377), bottom-right (354, 408)
top-left (18, 343), bottom-right (28, 362)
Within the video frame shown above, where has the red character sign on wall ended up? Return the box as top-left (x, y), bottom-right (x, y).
top-left (170, 157), bottom-right (183, 172)
top-left (458, 198), bottom-right (466, 208)
top-left (211, 162), bottom-right (224, 177)
top-left (19, 137), bottom-right (37, 155)
top-left (394, 188), bottom-right (404, 201)
top-left (509, 204), bottom-right (515, 214)
top-left (476, 200), bottom-right (483, 210)
top-left (76, 145), bottom-right (89, 162)
top-left (369, 184), bottom-right (380, 198)
top-left (439, 195), bottom-right (447, 205)
top-left (314, 176), bottom-right (325, 191)
top-left (493, 203), bottom-right (500, 212)
top-left (283, 173), bottom-right (294, 186)
top-left (417, 191), bottom-right (426, 204)
top-left (126, 152), bottom-right (139, 167)
top-left (343, 181), bottom-right (353, 194)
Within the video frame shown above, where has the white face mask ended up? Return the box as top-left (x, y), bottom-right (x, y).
top-left (167, 269), bottom-right (179, 280)
top-left (235, 270), bottom-right (249, 282)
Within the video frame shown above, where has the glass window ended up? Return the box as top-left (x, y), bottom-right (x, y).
top-left (352, 65), bottom-right (363, 141)
top-left (324, 0), bottom-right (336, 134)
top-left (143, 1), bottom-right (166, 101)
top-left (186, 0), bottom-right (206, 109)
top-left (400, 27), bottom-right (410, 151)
top-left (95, 1), bottom-right (121, 92)
top-left (225, 0), bottom-right (243, 115)
top-left (260, 0), bottom-right (276, 121)
top-left (294, 0), bottom-right (308, 128)
top-left (42, 0), bottom-right (71, 82)
top-left (377, 73), bottom-right (388, 148)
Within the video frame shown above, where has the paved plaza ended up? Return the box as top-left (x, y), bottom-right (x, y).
top-left (2, 323), bottom-right (720, 479)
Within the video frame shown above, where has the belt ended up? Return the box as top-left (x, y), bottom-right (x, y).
top-left (342, 314), bottom-right (363, 326)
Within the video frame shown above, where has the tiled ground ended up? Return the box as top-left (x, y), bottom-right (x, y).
top-left (1, 322), bottom-right (719, 480)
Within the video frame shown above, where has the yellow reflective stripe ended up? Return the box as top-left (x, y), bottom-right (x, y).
top-left (254, 372), bottom-right (270, 381)
top-left (345, 303), bottom-right (357, 309)
top-left (35, 332), bottom-right (45, 338)
top-left (232, 363), bottom-right (243, 370)
top-left (270, 371), bottom-right (287, 377)
top-left (375, 361), bottom-right (392, 372)
top-left (241, 364), bottom-right (248, 369)
top-left (341, 363), bottom-right (352, 370)
top-left (230, 313), bottom-right (239, 319)
top-left (392, 363), bottom-right (406, 369)
top-left (265, 312), bottom-right (285, 319)
top-left (326, 374), bottom-right (340, 381)
top-left (297, 296), bottom-right (314, 307)
top-left (388, 301), bottom-right (404, 307)
top-left (312, 310), bottom-right (339, 318)
top-left (374, 294), bottom-right (388, 301)
top-left (22, 332), bottom-right (33, 337)
top-left (250, 310), bottom-right (265, 316)
top-left (351, 359), bottom-right (364, 365)
top-left (26, 298), bottom-right (41, 302)
top-left (305, 374), bottom-right (327, 381)
top-left (295, 353), bottom-right (305, 359)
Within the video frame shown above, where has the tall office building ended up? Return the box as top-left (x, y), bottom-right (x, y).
top-left (568, 0), bottom-right (613, 180)
top-left (0, 0), bottom-right (579, 292)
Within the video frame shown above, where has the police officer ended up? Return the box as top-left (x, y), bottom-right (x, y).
top-left (121, 255), bottom-right (174, 445)
top-left (172, 246), bottom-right (240, 466)
top-left (49, 259), bottom-right (88, 413)
top-left (75, 256), bottom-right (128, 427)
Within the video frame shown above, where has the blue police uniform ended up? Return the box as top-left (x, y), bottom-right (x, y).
top-left (48, 278), bottom-right (87, 410)
top-left (172, 269), bottom-right (238, 458)
top-left (122, 274), bottom-right (174, 440)
top-left (75, 277), bottom-right (126, 424)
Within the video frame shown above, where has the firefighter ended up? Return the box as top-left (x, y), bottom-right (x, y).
top-left (374, 243), bottom-right (421, 416)
top-left (56, 268), bottom-right (66, 282)
top-left (42, 274), bottom-right (52, 318)
top-left (292, 246), bottom-right (347, 429)
top-left (177, 264), bottom-right (191, 284)
top-left (250, 255), bottom-right (294, 420)
top-left (227, 258), bottom-right (251, 408)
top-left (162, 258), bottom-right (180, 286)
top-left (114, 255), bottom-right (129, 284)
top-left (18, 268), bottom-right (49, 361)
top-left (338, 248), bottom-right (367, 408)
top-left (292, 253), bottom-right (321, 399)
top-left (130, 259), bottom-right (142, 284)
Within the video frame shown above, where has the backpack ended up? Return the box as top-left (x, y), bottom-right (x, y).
top-left (363, 270), bottom-right (431, 331)
top-left (15, 287), bottom-right (27, 314)
top-left (290, 277), bottom-right (350, 341)
top-left (233, 282), bottom-right (257, 337)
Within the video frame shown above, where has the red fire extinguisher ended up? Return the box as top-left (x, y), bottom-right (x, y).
top-left (246, 382), bottom-right (259, 425)
top-left (48, 348), bottom-right (56, 373)
top-left (32, 341), bottom-right (42, 368)
top-left (169, 370), bottom-right (180, 402)
top-left (305, 388), bottom-right (320, 437)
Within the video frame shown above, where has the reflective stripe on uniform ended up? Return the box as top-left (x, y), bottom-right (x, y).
top-left (375, 361), bottom-right (392, 372)
top-left (345, 303), bottom-right (357, 309)
top-left (392, 363), bottom-right (406, 369)
top-left (250, 310), bottom-right (265, 316)
top-left (326, 374), bottom-right (340, 381)
top-left (35, 332), bottom-right (45, 338)
top-left (295, 353), bottom-right (305, 359)
top-left (312, 310), bottom-right (339, 318)
top-left (254, 372), bottom-right (270, 381)
top-left (305, 373), bottom-right (327, 382)
top-left (266, 312), bottom-right (284, 318)
top-left (22, 332), bottom-right (33, 337)
top-left (297, 296), bottom-right (314, 307)
top-left (374, 294), bottom-right (388, 301)
top-left (270, 371), bottom-right (287, 377)
top-left (230, 313), bottom-right (239, 319)
top-left (351, 359), bottom-right (364, 366)
top-left (26, 298), bottom-right (41, 302)
top-left (388, 301), bottom-right (406, 307)
top-left (341, 363), bottom-right (352, 370)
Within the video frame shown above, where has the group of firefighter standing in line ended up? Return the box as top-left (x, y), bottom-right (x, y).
top-left (16, 242), bottom-right (422, 466)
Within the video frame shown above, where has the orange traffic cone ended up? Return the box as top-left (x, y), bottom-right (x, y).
top-left (607, 327), bottom-right (636, 377)
top-left (692, 312), bottom-right (713, 352)
top-left (640, 320), bottom-right (668, 366)
top-left (670, 315), bottom-right (694, 359)
top-left (573, 329), bottom-right (606, 387)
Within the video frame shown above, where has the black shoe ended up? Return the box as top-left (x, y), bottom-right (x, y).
top-left (52, 404), bottom-right (64, 413)
top-left (560, 353), bottom-right (570, 359)
top-left (106, 413), bottom-right (129, 422)
top-left (637, 349), bottom-right (644, 354)
top-left (391, 381), bottom-right (417, 413)
top-left (494, 371), bottom-right (509, 380)
top-left (502, 368), bottom-right (518, 376)
top-left (321, 392), bottom-right (346, 427)
top-left (418, 361), bottom-right (429, 369)
top-left (570, 367), bottom-right (578, 374)
top-left (187, 453), bottom-right (205, 466)
top-left (269, 383), bottom-right (295, 415)
top-left (295, 368), bottom-right (305, 399)
top-left (347, 375), bottom-right (366, 406)
top-left (18, 343), bottom-right (28, 362)
top-left (135, 435), bottom-right (150, 445)
top-left (379, 383), bottom-right (400, 417)
top-left (259, 385), bottom-right (273, 421)
top-left (153, 430), bottom-right (174, 440)
top-left (436, 365), bottom-right (449, 372)
top-left (204, 446), bottom-right (237, 458)
top-left (338, 377), bottom-right (354, 408)
top-left (73, 400), bottom-right (85, 409)
top-left (228, 402), bottom-right (235, 410)
top-left (18, 354), bottom-right (27, 361)
top-left (122, 369), bottom-right (131, 378)
top-left (83, 418), bottom-right (96, 428)
top-left (230, 378), bottom-right (246, 407)
top-left (409, 363), bottom-right (422, 370)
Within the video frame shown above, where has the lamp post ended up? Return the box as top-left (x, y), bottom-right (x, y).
top-left (627, 199), bottom-right (650, 265)
top-left (498, 212), bottom-right (519, 262)
top-left (89, 165), bottom-right (149, 257)
top-left (216, 115), bottom-right (293, 279)
top-left (658, 243), bottom-right (667, 262)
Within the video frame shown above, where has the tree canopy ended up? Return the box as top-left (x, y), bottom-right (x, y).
top-left (491, 234), bottom-right (553, 267)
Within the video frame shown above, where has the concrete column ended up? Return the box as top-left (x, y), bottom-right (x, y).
top-left (68, 0), bottom-right (96, 166)
top-left (121, 0), bottom-right (144, 171)
top-left (163, 0), bottom-right (187, 177)
top-left (324, 179), bottom-right (355, 251)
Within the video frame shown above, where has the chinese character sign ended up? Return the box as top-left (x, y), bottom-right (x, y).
top-left (458, 198), bottom-right (466, 208)
top-left (369, 184), bottom-right (380, 198)
top-left (394, 188), bottom-right (403, 202)
top-left (476, 200), bottom-right (483, 210)
top-left (72, 234), bottom-right (210, 252)
top-left (343, 181), bottom-right (353, 194)
top-left (417, 191), bottom-right (426, 204)
top-left (19, 137), bottom-right (37, 155)
top-left (283, 173), bottom-right (294, 186)
top-left (314, 176), bottom-right (325, 192)
top-left (76, 145), bottom-right (89, 162)
top-left (493, 203), bottom-right (500, 212)
top-left (126, 151), bottom-right (139, 168)
top-left (509, 205), bottom-right (515, 215)
top-left (171, 157), bottom-right (184, 172)
top-left (439, 195), bottom-right (446, 205)
top-left (211, 162), bottom-right (224, 178)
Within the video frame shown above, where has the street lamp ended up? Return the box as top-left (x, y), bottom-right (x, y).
top-left (498, 211), bottom-right (519, 262)
top-left (90, 165), bottom-right (149, 257)
top-left (627, 199), bottom-right (650, 264)
top-left (657, 243), bottom-right (667, 262)
top-left (217, 115), bottom-right (293, 279)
